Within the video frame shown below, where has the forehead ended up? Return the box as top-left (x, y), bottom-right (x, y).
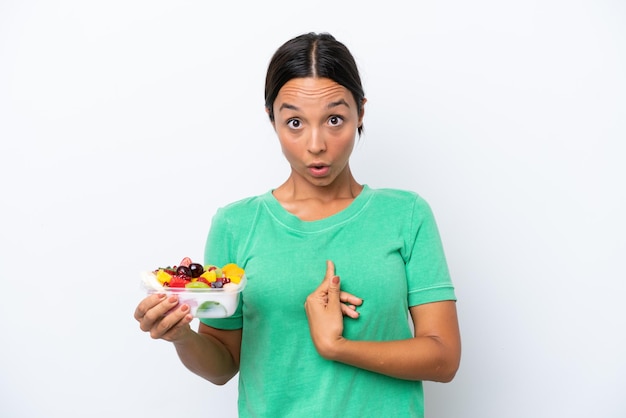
top-left (276, 77), bottom-right (354, 107)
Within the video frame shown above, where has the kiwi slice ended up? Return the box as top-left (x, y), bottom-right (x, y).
top-left (197, 301), bottom-right (227, 317)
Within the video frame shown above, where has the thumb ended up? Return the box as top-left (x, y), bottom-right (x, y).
top-left (324, 260), bottom-right (336, 281)
top-left (325, 260), bottom-right (341, 302)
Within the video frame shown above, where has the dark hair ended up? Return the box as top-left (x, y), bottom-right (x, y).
top-left (264, 32), bottom-right (366, 136)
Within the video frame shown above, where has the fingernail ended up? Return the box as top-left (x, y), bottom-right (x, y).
top-left (332, 276), bottom-right (339, 284)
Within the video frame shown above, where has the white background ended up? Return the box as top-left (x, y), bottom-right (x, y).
top-left (1, 1), bottom-right (625, 417)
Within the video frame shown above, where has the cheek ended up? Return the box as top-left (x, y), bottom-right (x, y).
top-left (277, 136), bottom-right (298, 160)
top-left (333, 131), bottom-right (356, 151)
top-left (275, 127), bottom-right (300, 150)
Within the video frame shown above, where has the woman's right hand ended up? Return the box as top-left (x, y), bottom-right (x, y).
top-left (134, 294), bottom-right (195, 342)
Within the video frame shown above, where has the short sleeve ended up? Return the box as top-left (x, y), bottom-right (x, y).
top-left (405, 196), bottom-right (456, 306)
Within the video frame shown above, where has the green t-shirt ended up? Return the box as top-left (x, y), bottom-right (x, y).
top-left (201, 185), bottom-right (456, 417)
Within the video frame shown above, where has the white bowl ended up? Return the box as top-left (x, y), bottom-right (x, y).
top-left (141, 271), bottom-right (246, 318)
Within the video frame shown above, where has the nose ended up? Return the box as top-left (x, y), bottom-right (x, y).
top-left (307, 128), bottom-right (326, 154)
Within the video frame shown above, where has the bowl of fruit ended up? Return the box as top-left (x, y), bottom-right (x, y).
top-left (141, 257), bottom-right (246, 318)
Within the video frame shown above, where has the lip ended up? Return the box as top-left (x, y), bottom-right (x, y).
top-left (307, 163), bottom-right (330, 177)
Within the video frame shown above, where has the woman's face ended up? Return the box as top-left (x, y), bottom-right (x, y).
top-left (270, 77), bottom-right (364, 188)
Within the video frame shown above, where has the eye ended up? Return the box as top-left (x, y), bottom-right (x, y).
top-left (328, 115), bottom-right (344, 127)
top-left (287, 118), bottom-right (302, 129)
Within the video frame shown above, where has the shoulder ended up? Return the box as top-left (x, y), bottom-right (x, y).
top-left (219, 193), bottom-right (267, 212)
top-left (364, 187), bottom-right (437, 229)
top-left (212, 191), bottom-right (270, 223)
top-left (367, 186), bottom-right (431, 211)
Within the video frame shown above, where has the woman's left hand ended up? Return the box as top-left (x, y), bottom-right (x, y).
top-left (304, 260), bottom-right (362, 358)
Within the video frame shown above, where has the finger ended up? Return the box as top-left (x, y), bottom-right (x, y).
top-left (308, 260), bottom-right (336, 302)
top-left (154, 315), bottom-right (193, 341)
top-left (340, 291), bottom-right (363, 307)
top-left (151, 305), bottom-right (193, 340)
top-left (134, 293), bottom-right (166, 321)
top-left (324, 260), bottom-right (335, 281)
top-left (327, 273), bottom-right (341, 306)
top-left (138, 295), bottom-right (180, 332)
top-left (341, 303), bottom-right (360, 319)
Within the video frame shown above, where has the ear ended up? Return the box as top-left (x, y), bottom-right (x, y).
top-left (265, 106), bottom-right (276, 130)
top-left (358, 98), bottom-right (367, 126)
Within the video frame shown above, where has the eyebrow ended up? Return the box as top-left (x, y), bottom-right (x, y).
top-left (278, 103), bottom-right (299, 112)
top-left (327, 99), bottom-right (351, 109)
top-left (278, 99), bottom-right (351, 112)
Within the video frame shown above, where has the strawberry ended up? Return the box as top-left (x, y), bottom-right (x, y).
top-left (179, 257), bottom-right (192, 267)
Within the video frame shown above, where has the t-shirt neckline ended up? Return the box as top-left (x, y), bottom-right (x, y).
top-left (262, 184), bottom-right (373, 233)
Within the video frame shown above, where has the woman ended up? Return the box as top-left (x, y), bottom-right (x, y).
top-left (135, 32), bottom-right (461, 417)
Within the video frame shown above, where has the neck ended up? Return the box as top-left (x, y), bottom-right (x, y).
top-left (278, 167), bottom-right (362, 203)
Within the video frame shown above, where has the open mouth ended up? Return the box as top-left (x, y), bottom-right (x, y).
top-left (308, 165), bottom-right (330, 177)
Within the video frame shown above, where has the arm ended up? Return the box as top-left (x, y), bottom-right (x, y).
top-left (134, 293), bottom-right (242, 385)
top-left (304, 261), bottom-right (461, 382)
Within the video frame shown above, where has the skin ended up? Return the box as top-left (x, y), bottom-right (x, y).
top-left (134, 76), bottom-right (461, 385)
top-left (269, 77), bottom-right (365, 220)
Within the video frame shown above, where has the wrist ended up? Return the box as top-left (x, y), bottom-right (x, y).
top-left (171, 324), bottom-right (196, 346)
top-left (318, 336), bottom-right (348, 361)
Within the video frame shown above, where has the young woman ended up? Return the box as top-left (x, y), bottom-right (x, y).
top-left (135, 32), bottom-right (461, 417)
